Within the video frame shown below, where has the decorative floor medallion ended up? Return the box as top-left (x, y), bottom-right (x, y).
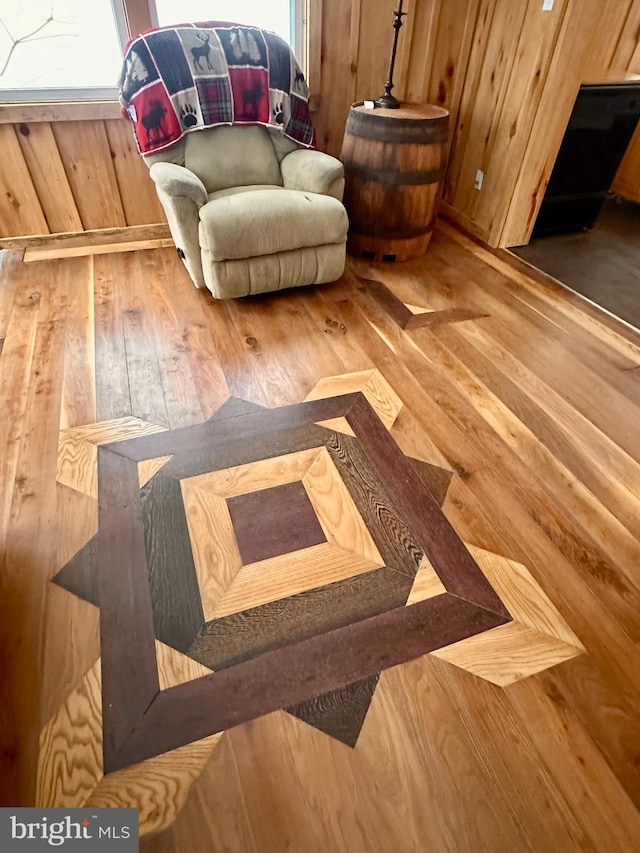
top-left (39, 370), bottom-right (584, 833)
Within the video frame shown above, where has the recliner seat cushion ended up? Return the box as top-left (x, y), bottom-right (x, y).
top-left (199, 188), bottom-right (348, 262)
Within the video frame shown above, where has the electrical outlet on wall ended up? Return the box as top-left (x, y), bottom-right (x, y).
top-left (542, 0), bottom-right (554, 10)
top-left (474, 169), bottom-right (484, 190)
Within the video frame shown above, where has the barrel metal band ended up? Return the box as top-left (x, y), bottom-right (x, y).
top-left (348, 219), bottom-right (437, 240)
top-left (346, 110), bottom-right (449, 144)
top-left (344, 164), bottom-right (445, 185)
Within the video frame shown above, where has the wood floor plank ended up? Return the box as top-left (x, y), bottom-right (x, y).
top-left (59, 256), bottom-right (95, 429)
top-left (155, 250), bottom-right (229, 421)
top-left (226, 290), bottom-right (347, 405)
top-left (0, 260), bottom-right (41, 545)
top-left (93, 254), bottom-right (131, 421)
top-left (142, 250), bottom-right (205, 429)
top-left (0, 260), bottom-right (69, 805)
top-left (298, 275), bottom-right (376, 374)
top-left (440, 219), bottom-right (640, 361)
top-left (433, 322), bottom-right (640, 539)
top-left (435, 236), bottom-right (640, 411)
top-left (428, 238), bottom-right (640, 460)
top-left (415, 325), bottom-right (640, 603)
top-left (505, 675), bottom-right (640, 852)
top-left (420, 656), bottom-right (598, 851)
top-left (223, 294), bottom-right (315, 408)
top-left (144, 734), bottom-right (256, 853)
top-left (118, 252), bottom-right (170, 428)
top-left (197, 296), bottom-right (274, 408)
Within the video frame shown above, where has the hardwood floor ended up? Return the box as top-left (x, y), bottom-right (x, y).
top-left (2, 223), bottom-right (640, 850)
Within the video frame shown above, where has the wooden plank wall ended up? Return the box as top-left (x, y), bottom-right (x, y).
top-left (0, 117), bottom-right (166, 240)
top-left (612, 125), bottom-right (640, 204)
top-left (313, 0), bottom-right (480, 159)
top-left (443, 0), bottom-right (640, 248)
top-left (611, 2), bottom-right (640, 206)
top-left (313, 0), bottom-right (640, 248)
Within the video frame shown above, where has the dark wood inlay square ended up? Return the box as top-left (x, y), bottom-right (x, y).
top-left (227, 481), bottom-right (327, 565)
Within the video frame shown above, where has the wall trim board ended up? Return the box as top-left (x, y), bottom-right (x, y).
top-left (0, 102), bottom-right (123, 124)
top-left (439, 202), bottom-right (491, 246)
top-left (0, 223), bottom-right (170, 251)
top-left (23, 238), bottom-right (175, 262)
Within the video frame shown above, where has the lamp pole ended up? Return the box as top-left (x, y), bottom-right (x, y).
top-left (375, 0), bottom-right (407, 109)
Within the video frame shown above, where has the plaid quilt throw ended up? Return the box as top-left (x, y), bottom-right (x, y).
top-left (118, 21), bottom-right (314, 154)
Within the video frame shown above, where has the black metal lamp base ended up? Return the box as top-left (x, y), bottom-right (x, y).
top-left (375, 93), bottom-right (401, 109)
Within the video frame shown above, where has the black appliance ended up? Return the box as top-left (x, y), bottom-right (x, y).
top-left (533, 81), bottom-right (640, 236)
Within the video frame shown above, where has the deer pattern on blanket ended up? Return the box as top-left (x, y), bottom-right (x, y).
top-left (118, 21), bottom-right (314, 155)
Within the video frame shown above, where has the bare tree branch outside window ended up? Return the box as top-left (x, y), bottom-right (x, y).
top-left (0, 9), bottom-right (75, 78)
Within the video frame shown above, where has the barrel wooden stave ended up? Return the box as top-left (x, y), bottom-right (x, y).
top-left (340, 104), bottom-right (449, 262)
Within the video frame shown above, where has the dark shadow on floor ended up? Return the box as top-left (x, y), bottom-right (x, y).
top-left (512, 197), bottom-right (640, 330)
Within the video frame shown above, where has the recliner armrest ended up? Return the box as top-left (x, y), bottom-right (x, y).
top-left (149, 162), bottom-right (208, 207)
top-left (281, 149), bottom-right (344, 199)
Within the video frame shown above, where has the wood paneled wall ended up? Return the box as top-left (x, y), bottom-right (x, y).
top-left (313, 0), bottom-right (480, 160)
top-left (612, 2), bottom-right (640, 207)
top-left (310, 0), bottom-right (640, 249)
top-left (442, 0), bottom-right (640, 247)
top-left (0, 113), bottom-right (166, 240)
top-left (612, 125), bottom-right (640, 204)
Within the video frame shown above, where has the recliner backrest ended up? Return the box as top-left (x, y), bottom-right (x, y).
top-left (185, 125), bottom-right (282, 192)
top-left (143, 125), bottom-right (300, 193)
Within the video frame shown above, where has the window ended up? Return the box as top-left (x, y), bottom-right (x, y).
top-left (0, 0), bottom-right (128, 101)
top-left (152, 0), bottom-right (305, 66)
top-left (0, 0), bottom-right (307, 104)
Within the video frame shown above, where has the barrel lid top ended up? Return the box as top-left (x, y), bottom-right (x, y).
top-left (351, 102), bottom-right (449, 120)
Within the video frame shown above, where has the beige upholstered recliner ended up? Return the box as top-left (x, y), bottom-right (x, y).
top-left (145, 125), bottom-right (348, 299)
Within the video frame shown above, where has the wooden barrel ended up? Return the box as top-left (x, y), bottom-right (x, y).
top-left (340, 103), bottom-right (449, 262)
